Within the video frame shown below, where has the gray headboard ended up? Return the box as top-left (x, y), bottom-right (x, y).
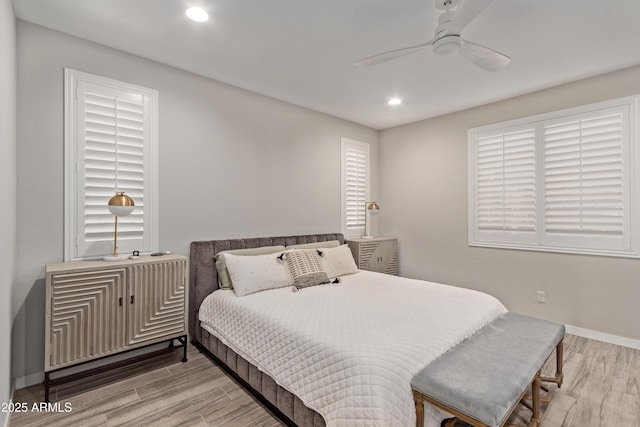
top-left (189, 233), bottom-right (344, 340)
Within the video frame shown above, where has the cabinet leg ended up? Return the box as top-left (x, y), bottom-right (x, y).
top-left (181, 335), bottom-right (188, 363)
top-left (44, 372), bottom-right (50, 403)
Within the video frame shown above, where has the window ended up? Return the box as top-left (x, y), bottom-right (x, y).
top-left (469, 95), bottom-right (638, 258)
top-left (341, 138), bottom-right (370, 238)
top-left (64, 69), bottom-right (158, 260)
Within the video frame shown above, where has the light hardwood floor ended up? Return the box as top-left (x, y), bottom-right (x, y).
top-left (10, 345), bottom-right (283, 427)
top-left (9, 334), bottom-right (640, 427)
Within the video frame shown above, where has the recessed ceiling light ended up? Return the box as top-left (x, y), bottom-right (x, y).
top-left (186, 7), bottom-right (209, 22)
top-left (388, 98), bottom-right (402, 106)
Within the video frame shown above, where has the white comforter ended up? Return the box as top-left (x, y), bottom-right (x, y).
top-left (199, 270), bottom-right (507, 427)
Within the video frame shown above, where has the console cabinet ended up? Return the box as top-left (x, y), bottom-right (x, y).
top-left (347, 237), bottom-right (398, 275)
top-left (44, 254), bottom-right (188, 400)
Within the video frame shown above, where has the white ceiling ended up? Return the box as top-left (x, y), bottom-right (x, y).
top-left (13, 0), bottom-right (640, 129)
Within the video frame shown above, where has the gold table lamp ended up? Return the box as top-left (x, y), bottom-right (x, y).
top-left (103, 192), bottom-right (135, 261)
top-left (363, 201), bottom-right (380, 239)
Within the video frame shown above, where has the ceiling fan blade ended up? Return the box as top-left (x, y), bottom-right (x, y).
top-left (446, 0), bottom-right (496, 35)
top-left (459, 39), bottom-right (510, 72)
top-left (353, 40), bottom-right (433, 67)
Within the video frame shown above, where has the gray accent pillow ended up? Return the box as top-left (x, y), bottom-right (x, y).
top-left (215, 245), bottom-right (286, 289)
top-left (285, 249), bottom-right (329, 289)
top-left (286, 240), bottom-right (341, 250)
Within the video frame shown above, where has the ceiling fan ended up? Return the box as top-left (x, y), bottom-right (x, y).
top-left (353, 0), bottom-right (510, 72)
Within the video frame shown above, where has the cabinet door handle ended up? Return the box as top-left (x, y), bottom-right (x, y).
top-left (130, 295), bottom-right (135, 304)
top-left (119, 297), bottom-right (123, 306)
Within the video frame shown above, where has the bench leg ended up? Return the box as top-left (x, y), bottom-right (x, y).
top-left (540, 339), bottom-right (564, 388)
top-left (413, 390), bottom-right (425, 427)
top-left (529, 373), bottom-right (541, 427)
top-left (556, 340), bottom-right (564, 388)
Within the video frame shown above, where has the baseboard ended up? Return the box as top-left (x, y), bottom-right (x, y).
top-left (15, 341), bottom-right (172, 391)
top-left (15, 371), bottom-right (43, 390)
top-left (565, 324), bottom-right (640, 350)
top-left (2, 382), bottom-right (15, 427)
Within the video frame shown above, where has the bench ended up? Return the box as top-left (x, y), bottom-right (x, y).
top-left (412, 313), bottom-right (564, 427)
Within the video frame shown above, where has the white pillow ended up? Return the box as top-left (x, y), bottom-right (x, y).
top-left (225, 252), bottom-right (293, 296)
top-left (317, 245), bottom-right (358, 279)
top-left (215, 245), bottom-right (287, 290)
top-left (286, 240), bottom-right (341, 250)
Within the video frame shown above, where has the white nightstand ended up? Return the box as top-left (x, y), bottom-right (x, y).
top-left (346, 237), bottom-right (398, 275)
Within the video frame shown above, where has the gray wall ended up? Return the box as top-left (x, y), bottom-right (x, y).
top-left (15, 21), bottom-right (378, 383)
top-left (379, 65), bottom-right (640, 341)
top-left (0, 0), bottom-right (17, 421)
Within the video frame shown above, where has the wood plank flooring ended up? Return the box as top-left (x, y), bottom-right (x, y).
top-left (9, 334), bottom-right (640, 427)
top-left (509, 334), bottom-right (639, 427)
top-left (10, 345), bottom-right (283, 427)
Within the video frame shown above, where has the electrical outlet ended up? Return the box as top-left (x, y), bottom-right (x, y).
top-left (536, 291), bottom-right (545, 303)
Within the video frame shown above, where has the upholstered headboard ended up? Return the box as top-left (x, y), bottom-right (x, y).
top-left (188, 233), bottom-right (344, 340)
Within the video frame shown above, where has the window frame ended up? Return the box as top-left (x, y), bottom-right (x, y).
top-left (64, 68), bottom-right (159, 261)
top-left (468, 95), bottom-right (639, 258)
top-left (341, 138), bottom-right (371, 239)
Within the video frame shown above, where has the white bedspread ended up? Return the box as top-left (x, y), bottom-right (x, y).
top-left (199, 270), bottom-right (507, 427)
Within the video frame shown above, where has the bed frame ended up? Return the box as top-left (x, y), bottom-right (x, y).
top-left (189, 233), bottom-right (344, 427)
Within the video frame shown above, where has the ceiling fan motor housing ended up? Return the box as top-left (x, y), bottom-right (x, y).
top-left (433, 35), bottom-right (461, 56)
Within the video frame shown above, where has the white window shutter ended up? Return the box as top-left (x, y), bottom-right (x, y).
top-left (543, 107), bottom-right (629, 251)
top-left (469, 96), bottom-right (637, 258)
top-left (474, 127), bottom-right (537, 245)
top-left (341, 138), bottom-right (370, 238)
top-left (65, 69), bottom-right (158, 260)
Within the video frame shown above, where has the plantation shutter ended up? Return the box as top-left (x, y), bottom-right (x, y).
top-left (66, 69), bottom-right (158, 260)
top-left (543, 107), bottom-right (630, 251)
top-left (474, 127), bottom-right (537, 245)
top-left (79, 82), bottom-right (146, 242)
top-left (469, 96), bottom-right (636, 257)
top-left (341, 138), bottom-right (370, 237)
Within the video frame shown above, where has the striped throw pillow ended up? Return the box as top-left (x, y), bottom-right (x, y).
top-left (285, 249), bottom-right (329, 289)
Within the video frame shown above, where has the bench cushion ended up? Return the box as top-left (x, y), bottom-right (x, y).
top-left (411, 313), bottom-right (564, 427)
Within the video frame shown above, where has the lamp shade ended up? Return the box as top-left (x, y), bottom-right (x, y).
top-left (367, 201), bottom-right (380, 215)
top-left (108, 192), bottom-right (135, 217)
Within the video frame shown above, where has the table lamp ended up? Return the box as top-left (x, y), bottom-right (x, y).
top-left (363, 201), bottom-right (380, 239)
top-left (103, 191), bottom-right (135, 261)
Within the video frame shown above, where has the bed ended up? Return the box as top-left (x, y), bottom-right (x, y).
top-left (189, 233), bottom-right (507, 427)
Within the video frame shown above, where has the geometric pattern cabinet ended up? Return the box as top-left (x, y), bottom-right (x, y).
top-left (45, 254), bottom-right (188, 401)
top-left (127, 260), bottom-right (186, 345)
top-left (346, 237), bottom-right (398, 275)
top-left (49, 268), bottom-right (127, 369)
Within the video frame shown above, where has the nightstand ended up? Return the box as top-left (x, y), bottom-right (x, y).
top-left (44, 254), bottom-right (188, 401)
top-left (346, 237), bottom-right (398, 275)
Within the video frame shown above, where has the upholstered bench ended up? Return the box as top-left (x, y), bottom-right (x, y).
top-left (412, 313), bottom-right (564, 427)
